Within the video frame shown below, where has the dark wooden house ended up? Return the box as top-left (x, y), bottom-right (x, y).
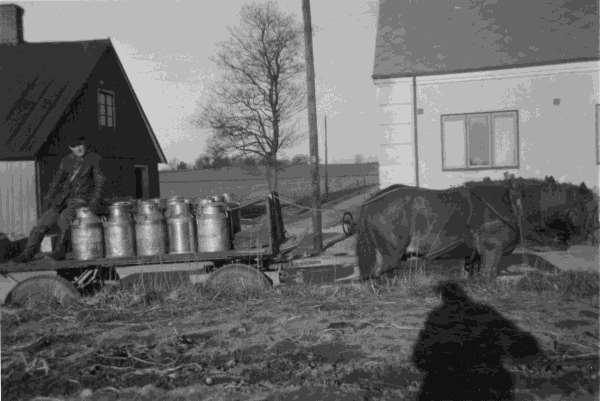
top-left (0, 4), bottom-right (167, 240)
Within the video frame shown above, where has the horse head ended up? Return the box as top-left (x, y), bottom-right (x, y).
top-left (516, 178), bottom-right (596, 245)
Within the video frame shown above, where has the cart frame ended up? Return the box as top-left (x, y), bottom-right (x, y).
top-left (0, 192), bottom-right (288, 304)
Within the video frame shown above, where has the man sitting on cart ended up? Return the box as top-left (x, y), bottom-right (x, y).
top-left (13, 136), bottom-right (105, 262)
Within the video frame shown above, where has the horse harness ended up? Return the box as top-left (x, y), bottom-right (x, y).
top-left (468, 188), bottom-right (524, 237)
top-left (460, 188), bottom-right (525, 275)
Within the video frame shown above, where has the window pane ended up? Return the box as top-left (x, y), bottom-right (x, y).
top-left (106, 94), bottom-right (113, 106)
top-left (99, 115), bottom-right (106, 126)
top-left (493, 113), bottom-right (517, 166)
top-left (107, 116), bottom-right (113, 127)
top-left (442, 117), bottom-right (466, 169)
top-left (468, 115), bottom-right (490, 166)
top-left (98, 93), bottom-right (105, 105)
top-left (107, 104), bottom-right (114, 118)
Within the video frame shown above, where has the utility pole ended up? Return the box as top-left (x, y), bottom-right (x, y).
top-left (302, 0), bottom-right (322, 253)
top-left (324, 114), bottom-right (329, 199)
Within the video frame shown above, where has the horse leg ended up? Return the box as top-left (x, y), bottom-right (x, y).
top-left (475, 221), bottom-right (514, 279)
top-left (473, 252), bottom-right (482, 273)
top-left (464, 250), bottom-right (481, 277)
top-left (372, 228), bottom-right (410, 277)
top-left (479, 247), bottom-right (503, 279)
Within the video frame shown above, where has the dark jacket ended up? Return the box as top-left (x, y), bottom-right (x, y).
top-left (44, 152), bottom-right (105, 211)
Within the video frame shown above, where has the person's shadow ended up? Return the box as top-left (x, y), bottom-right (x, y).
top-left (411, 281), bottom-right (543, 401)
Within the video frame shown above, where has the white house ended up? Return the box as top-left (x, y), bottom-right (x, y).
top-left (372, 0), bottom-right (599, 190)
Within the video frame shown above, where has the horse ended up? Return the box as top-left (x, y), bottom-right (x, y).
top-left (356, 181), bottom-right (526, 280)
top-left (356, 177), bottom-right (596, 280)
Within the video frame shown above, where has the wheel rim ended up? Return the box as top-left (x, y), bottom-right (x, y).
top-left (206, 263), bottom-right (271, 296)
top-left (6, 275), bottom-right (80, 307)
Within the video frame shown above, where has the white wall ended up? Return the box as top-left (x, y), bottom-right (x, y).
top-left (415, 61), bottom-right (600, 190)
top-left (0, 161), bottom-right (38, 240)
top-left (374, 77), bottom-right (417, 188)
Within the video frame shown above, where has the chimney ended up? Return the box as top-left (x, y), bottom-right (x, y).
top-left (0, 4), bottom-right (24, 45)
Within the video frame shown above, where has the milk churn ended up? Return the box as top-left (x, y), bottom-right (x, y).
top-left (212, 194), bottom-right (226, 203)
top-left (71, 207), bottom-right (104, 261)
top-left (195, 197), bottom-right (211, 214)
top-left (135, 200), bottom-right (168, 256)
top-left (103, 201), bottom-right (135, 258)
top-left (150, 198), bottom-right (167, 213)
top-left (166, 197), bottom-right (196, 254)
top-left (196, 201), bottom-right (231, 252)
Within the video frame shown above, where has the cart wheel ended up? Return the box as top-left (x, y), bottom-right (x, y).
top-left (206, 264), bottom-right (271, 296)
top-left (5, 275), bottom-right (80, 308)
top-left (342, 212), bottom-right (356, 236)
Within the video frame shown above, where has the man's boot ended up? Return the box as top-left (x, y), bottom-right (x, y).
top-left (12, 229), bottom-right (45, 263)
top-left (50, 230), bottom-right (68, 261)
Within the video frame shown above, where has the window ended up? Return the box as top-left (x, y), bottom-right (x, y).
top-left (441, 111), bottom-right (518, 170)
top-left (98, 90), bottom-right (115, 128)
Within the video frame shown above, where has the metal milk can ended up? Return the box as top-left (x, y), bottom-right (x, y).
top-left (166, 197), bottom-right (196, 254)
top-left (196, 197), bottom-right (211, 210)
top-left (103, 201), bottom-right (135, 258)
top-left (149, 197), bottom-right (167, 213)
top-left (71, 207), bottom-right (104, 261)
top-left (196, 201), bottom-right (231, 252)
top-left (135, 200), bottom-right (168, 256)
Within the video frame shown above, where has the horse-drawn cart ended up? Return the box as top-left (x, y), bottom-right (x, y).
top-left (0, 192), bottom-right (305, 306)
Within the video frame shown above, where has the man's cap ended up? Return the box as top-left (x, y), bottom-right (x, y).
top-left (69, 136), bottom-right (87, 147)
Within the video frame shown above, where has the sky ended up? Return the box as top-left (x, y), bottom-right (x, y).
top-left (16, 0), bottom-right (380, 165)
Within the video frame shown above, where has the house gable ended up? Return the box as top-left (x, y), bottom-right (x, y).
top-left (40, 44), bottom-right (165, 162)
top-left (0, 39), bottom-right (166, 163)
top-left (38, 44), bottom-right (165, 200)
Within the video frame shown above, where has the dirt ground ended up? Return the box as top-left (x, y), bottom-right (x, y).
top-left (2, 267), bottom-right (599, 401)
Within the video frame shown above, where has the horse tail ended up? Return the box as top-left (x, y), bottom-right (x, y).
top-left (356, 206), bottom-right (377, 280)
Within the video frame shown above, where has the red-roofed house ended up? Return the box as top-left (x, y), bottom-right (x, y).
top-left (0, 4), bottom-right (167, 240)
top-left (373, 0), bottom-right (599, 190)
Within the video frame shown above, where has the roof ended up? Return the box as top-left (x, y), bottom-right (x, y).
top-left (0, 39), bottom-right (166, 162)
top-left (373, 0), bottom-right (599, 79)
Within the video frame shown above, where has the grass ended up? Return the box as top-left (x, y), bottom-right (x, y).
top-left (517, 270), bottom-right (600, 298)
top-left (60, 260), bottom-right (599, 314)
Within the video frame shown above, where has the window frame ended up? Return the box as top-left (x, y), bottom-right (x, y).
top-left (596, 104), bottom-right (600, 165)
top-left (441, 110), bottom-right (519, 171)
top-left (98, 89), bottom-right (116, 129)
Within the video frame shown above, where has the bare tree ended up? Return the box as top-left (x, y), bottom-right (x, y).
top-left (194, 155), bottom-right (212, 170)
top-left (206, 135), bottom-right (230, 169)
top-left (199, 1), bottom-right (305, 191)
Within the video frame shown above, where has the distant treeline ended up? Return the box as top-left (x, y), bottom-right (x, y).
top-left (163, 154), bottom-right (377, 171)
